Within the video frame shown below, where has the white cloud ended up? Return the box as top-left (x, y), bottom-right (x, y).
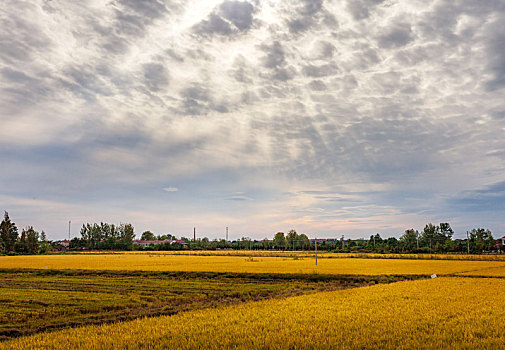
top-left (163, 187), bottom-right (179, 192)
top-left (1, 0), bottom-right (505, 238)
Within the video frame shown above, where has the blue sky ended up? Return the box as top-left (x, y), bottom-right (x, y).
top-left (1, 0), bottom-right (504, 240)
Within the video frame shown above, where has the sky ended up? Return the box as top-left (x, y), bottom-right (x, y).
top-left (1, 0), bottom-right (505, 241)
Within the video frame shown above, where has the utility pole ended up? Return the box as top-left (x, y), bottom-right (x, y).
top-left (466, 231), bottom-right (470, 254)
top-left (315, 237), bottom-right (317, 266)
top-left (193, 227), bottom-right (196, 242)
top-left (226, 227), bottom-right (228, 241)
top-left (416, 231), bottom-right (419, 250)
top-left (341, 235), bottom-right (345, 249)
top-left (68, 220), bottom-right (71, 240)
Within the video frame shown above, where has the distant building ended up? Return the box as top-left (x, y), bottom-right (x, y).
top-left (133, 240), bottom-right (188, 247)
top-left (54, 239), bottom-right (71, 251)
top-left (309, 238), bottom-right (340, 244)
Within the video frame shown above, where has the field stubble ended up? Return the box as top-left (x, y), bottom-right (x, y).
top-left (0, 269), bottom-right (411, 340)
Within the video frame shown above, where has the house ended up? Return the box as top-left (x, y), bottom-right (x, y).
top-left (54, 239), bottom-right (71, 251)
top-left (133, 239), bottom-right (188, 248)
top-left (496, 236), bottom-right (505, 251)
top-left (133, 240), bottom-right (170, 247)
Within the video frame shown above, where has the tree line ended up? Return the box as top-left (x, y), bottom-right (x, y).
top-left (1, 211), bottom-right (500, 254)
top-left (70, 222), bottom-right (136, 250)
top-left (139, 224), bottom-right (499, 254)
top-left (0, 211), bottom-right (51, 254)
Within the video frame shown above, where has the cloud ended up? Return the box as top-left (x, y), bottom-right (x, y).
top-left (193, 1), bottom-right (256, 36)
top-left (302, 63), bottom-right (339, 77)
top-left (377, 22), bottom-right (413, 49)
top-left (484, 14), bottom-right (505, 90)
top-left (2, 0), bottom-right (505, 238)
top-left (163, 187), bottom-right (179, 192)
top-left (449, 182), bottom-right (505, 212)
top-left (346, 0), bottom-right (384, 21)
top-left (226, 195), bottom-right (254, 201)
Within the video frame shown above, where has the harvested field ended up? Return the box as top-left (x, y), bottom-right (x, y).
top-left (0, 269), bottom-right (413, 340)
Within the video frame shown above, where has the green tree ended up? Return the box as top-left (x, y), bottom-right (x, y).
top-left (469, 228), bottom-right (494, 253)
top-left (158, 233), bottom-right (175, 240)
top-left (273, 232), bottom-right (286, 250)
top-left (0, 211), bottom-right (18, 253)
top-left (16, 228), bottom-right (27, 253)
top-left (25, 226), bottom-right (40, 254)
top-left (437, 223), bottom-right (454, 252)
top-left (39, 230), bottom-right (52, 254)
top-left (385, 237), bottom-right (399, 252)
top-left (141, 231), bottom-right (155, 240)
top-left (400, 229), bottom-right (418, 252)
top-left (298, 234), bottom-right (310, 250)
top-left (118, 223), bottom-right (135, 250)
top-left (286, 229), bottom-right (298, 250)
top-left (422, 223), bottom-right (437, 253)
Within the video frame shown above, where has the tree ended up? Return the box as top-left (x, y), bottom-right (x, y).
top-left (25, 226), bottom-right (40, 254)
top-left (16, 228), bottom-right (27, 253)
top-left (118, 223), bottom-right (135, 250)
top-left (286, 229), bottom-right (298, 250)
top-left (157, 233), bottom-right (175, 240)
top-left (437, 223), bottom-right (454, 252)
top-left (79, 222), bottom-right (135, 250)
top-left (39, 230), bottom-right (52, 254)
top-left (385, 237), bottom-right (399, 252)
top-left (0, 211), bottom-right (18, 253)
top-left (400, 229), bottom-right (418, 252)
top-left (422, 223), bottom-right (437, 253)
top-left (141, 231), bottom-right (156, 241)
top-left (298, 234), bottom-right (310, 250)
top-left (273, 232), bottom-right (286, 250)
top-left (469, 228), bottom-right (494, 253)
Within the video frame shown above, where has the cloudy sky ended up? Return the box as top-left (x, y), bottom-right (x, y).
top-left (1, 0), bottom-right (505, 240)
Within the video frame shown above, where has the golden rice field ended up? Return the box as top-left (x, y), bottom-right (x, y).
top-left (1, 253), bottom-right (505, 276)
top-left (125, 250), bottom-right (505, 261)
top-left (456, 264), bottom-right (505, 277)
top-left (2, 277), bottom-right (504, 349)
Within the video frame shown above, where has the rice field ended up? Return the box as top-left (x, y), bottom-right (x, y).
top-left (125, 250), bottom-right (505, 261)
top-left (3, 269), bottom-right (397, 340)
top-left (2, 253), bottom-right (504, 348)
top-left (2, 277), bottom-right (504, 349)
top-left (1, 253), bottom-right (504, 276)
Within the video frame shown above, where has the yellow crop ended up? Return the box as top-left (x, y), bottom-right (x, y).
top-left (3, 277), bottom-right (504, 349)
top-left (1, 254), bottom-right (504, 275)
top-left (457, 265), bottom-right (505, 277)
top-left (111, 250), bottom-right (505, 262)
